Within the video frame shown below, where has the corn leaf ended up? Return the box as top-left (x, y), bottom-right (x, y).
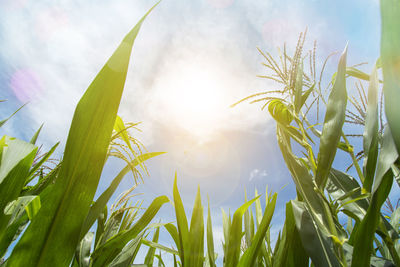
top-left (300, 84), bottom-right (316, 111)
top-left (238, 193), bottom-right (277, 267)
top-left (187, 186), bottom-right (204, 267)
top-left (109, 231), bottom-right (144, 267)
top-left (243, 191), bottom-right (254, 249)
top-left (316, 45), bottom-right (348, 190)
top-left (272, 201), bottom-right (308, 267)
top-left (75, 231), bottom-right (94, 267)
top-left (346, 67), bottom-right (383, 83)
top-left (164, 223), bottom-right (181, 255)
top-left (114, 115), bottom-right (134, 153)
top-left (326, 169), bottom-right (367, 221)
top-left (30, 124), bottom-right (43, 145)
top-left (221, 208), bottom-right (231, 255)
top-left (373, 127), bottom-right (398, 193)
top-left (381, 0), bottom-right (400, 154)
top-left (351, 171), bottom-right (394, 266)
top-left (292, 200), bottom-right (341, 267)
top-left (342, 243), bottom-right (395, 267)
top-left (173, 174), bottom-right (189, 264)
top-left (351, 127), bottom-right (400, 266)
top-left (362, 66), bottom-right (379, 192)
top-left (0, 195), bottom-right (38, 257)
top-left (0, 215), bottom-right (28, 258)
top-left (276, 126), bottom-right (331, 228)
top-left (25, 142), bottom-right (59, 185)
top-left (224, 195), bottom-right (260, 267)
top-left (206, 198), bottom-right (216, 267)
top-left (142, 238), bottom-right (179, 256)
top-left (144, 227), bottom-right (160, 266)
top-left (0, 137), bottom-right (37, 236)
top-left (0, 104), bottom-right (26, 128)
top-left (24, 195), bottom-right (41, 220)
top-left (91, 195), bottom-right (168, 267)
top-left (81, 152), bottom-right (164, 239)
top-left (7, 5), bottom-right (158, 266)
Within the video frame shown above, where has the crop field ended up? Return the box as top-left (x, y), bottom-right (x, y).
top-left (0, 0), bottom-right (400, 266)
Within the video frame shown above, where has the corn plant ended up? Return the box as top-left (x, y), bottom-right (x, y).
top-left (147, 175), bottom-right (277, 267)
top-left (232, 1), bottom-right (400, 266)
top-left (0, 2), bottom-right (167, 266)
top-left (73, 187), bottom-right (168, 267)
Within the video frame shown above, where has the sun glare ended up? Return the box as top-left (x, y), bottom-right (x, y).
top-left (153, 63), bottom-right (228, 142)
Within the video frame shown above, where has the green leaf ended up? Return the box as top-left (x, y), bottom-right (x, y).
top-left (351, 171), bottom-right (394, 266)
top-left (390, 206), bottom-right (400, 234)
top-left (91, 195), bottom-right (168, 267)
top-left (97, 208), bottom-right (126, 248)
top-left (187, 186), bottom-right (204, 267)
top-left (272, 201), bottom-right (308, 267)
top-left (346, 67), bottom-right (383, 83)
top-left (94, 205), bottom-right (107, 248)
top-left (7, 5), bottom-right (159, 266)
top-left (144, 227), bottom-right (160, 266)
top-left (81, 152), bottom-right (164, 239)
top-left (0, 137), bottom-right (37, 236)
top-left (381, 0), bottom-right (400, 154)
top-left (243, 191), bottom-right (254, 250)
top-left (0, 104), bottom-right (26, 128)
top-left (392, 163), bottom-right (400, 187)
top-left (342, 243), bottom-right (395, 267)
top-left (25, 142), bottom-right (59, 185)
top-left (254, 189), bottom-right (262, 225)
top-left (0, 195), bottom-right (38, 256)
top-left (238, 193), bottom-right (277, 267)
top-left (109, 231), bottom-right (144, 267)
top-left (164, 223), bottom-right (181, 255)
top-left (24, 195), bottom-right (41, 220)
top-left (221, 208), bottom-right (231, 255)
top-left (316, 45), bottom-right (348, 190)
top-left (156, 252), bottom-right (165, 267)
top-left (276, 127), bottom-right (331, 228)
top-left (30, 124), bottom-right (43, 145)
top-left (172, 174), bottom-right (189, 264)
top-left (362, 66), bottom-right (380, 192)
top-left (75, 232), bottom-right (94, 267)
top-left (23, 163), bottom-right (60, 196)
top-left (142, 238), bottom-right (179, 256)
top-left (268, 99), bottom-right (293, 125)
top-left (224, 195), bottom-right (260, 267)
top-left (351, 128), bottom-right (400, 266)
top-left (114, 115), bottom-right (134, 152)
top-left (373, 127), bottom-right (398, 194)
top-left (206, 198), bottom-right (216, 267)
top-left (0, 217), bottom-right (28, 258)
top-left (291, 200), bottom-right (341, 267)
top-left (299, 84), bottom-right (316, 110)
top-left (326, 169), bottom-right (368, 221)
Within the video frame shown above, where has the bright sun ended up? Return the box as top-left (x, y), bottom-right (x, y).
top-left (152, 62), bottom-right (228, 141)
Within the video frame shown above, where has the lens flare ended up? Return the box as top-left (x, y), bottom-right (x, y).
top-left (10, 69), bottom-right (43, 102)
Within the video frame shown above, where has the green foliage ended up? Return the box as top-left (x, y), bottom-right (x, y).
top-left (232, 2), bottom-right (400, 263)
top-left (381, 0), bottom-right (400, 154)
top-left (0, 3), bottom-right (166, 266)
top-left (1, 0), bottom-right (400, 266)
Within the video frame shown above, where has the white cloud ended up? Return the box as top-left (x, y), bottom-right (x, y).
top-left (249, 168), bottom-right (268, 181)
top-left (0, 0), bottom-right (331, 148)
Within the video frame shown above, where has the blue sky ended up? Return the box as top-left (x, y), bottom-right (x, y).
top-left (0, 0), bottom-right (392, 264)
